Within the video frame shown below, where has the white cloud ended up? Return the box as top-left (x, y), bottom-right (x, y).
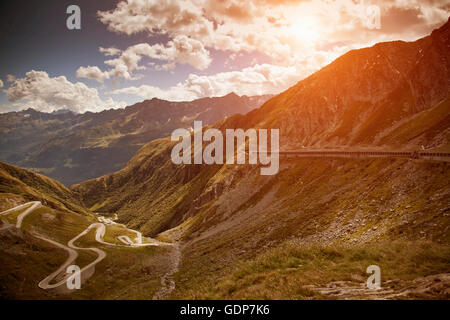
top-left (76, 66), bottom-right (110, 83)
top-left (6, 70), bottom-right (126, 113)
top-left (93, 0), bottom-right (450, 103)
top-left (77, 35), bottom-right (211, 81)
top-left (99, 47), bottom-right (121, 56)
top-left (111, 63), bottom-right (305, 101)
top-left (104, 36), bottom-right (211, 77)
top-left (98, 0), bottom-right (211, 38)
top-left (6, 74), bottom-right (16, 83)
top-left (166, 35), bottom-right (212, 70)
top-left (97, 0), bottom-right (449, 66)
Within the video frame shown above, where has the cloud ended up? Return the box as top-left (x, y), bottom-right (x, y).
top-left (77, 35), bottom-right (211, 81)
top-left (104, 35), bottom-right (211, 75)
top-left (99, 47), bottom-right (121, 56)
top-left (98, 0), bottom-right (449, 66)
top-left (95, 0), bottom-right (449, 103)
top-left (111, 63), bottom-right (305, 101)
top-left (6, 74), bottom-right (16, 83)
top-left (76, 66), bottom-right (110, 83)
top-left (166, 35), bottom-right (212, 70)
top-left (98, 0), bottom-right (211, 37)
top-left (6, 70), bottom-right (126, 113)
top-left (0, 79), bottom-right (3, 88)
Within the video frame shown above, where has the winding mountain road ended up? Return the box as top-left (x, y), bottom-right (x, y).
top-left (0, 201), bottom-right (41, 228)
top-left (97, 216), bottom-right (169, 247)
top-left (0, 201), bottom-right (171, 292)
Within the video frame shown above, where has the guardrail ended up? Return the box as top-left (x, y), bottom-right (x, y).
top-left (276, 151), bottom-right (450, 161)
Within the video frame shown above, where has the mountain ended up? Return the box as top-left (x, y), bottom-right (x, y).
top-left (226, 18), bottom-right (450, 151)
top-left (71, 20), bottom-right (450, 298)
top-left (74, 19), bottom-right (450, 228)
top-left (0, 161), bottom-right (88, 215)
top-left (1, 20), bottom-right (449, 300)
top-left (0, 93), bottom-right (272, 186)
top-left (0, 162), bottom-right (176, 299)
top-left (50, 109), bottom-right (76, 115)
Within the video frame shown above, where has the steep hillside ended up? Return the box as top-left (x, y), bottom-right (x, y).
top-left (224, 18), bottom-right (450, 151)
top-left (74, 19), bottom-right (450, 228)
top-left (0, 161), bottom-right (89, 215)
top-left (72, 20), bottom-right (450, 299)
top-left (0, 164), bottom-right (175, 299)
top-left (0, 93), bottom-right (271, 186)
top-left (72, 137), bottom-right (222, 234)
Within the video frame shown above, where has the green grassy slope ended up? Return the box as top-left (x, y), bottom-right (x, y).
top-left (174, 241), bottom-right (450, 299)
top-left (168, 157), bottom-right (449, 298)
top-left (72, 137), bottom-right (224, 235)
top-left (0, 199), bottom-right (175, 299)
top-left (0, 161), bottom-right (90, 215)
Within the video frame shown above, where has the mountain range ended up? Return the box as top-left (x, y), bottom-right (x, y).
top-left (0, 93), bottom-right (272, 186)
top-left (71, 18), bottom-right (450, 298)
top-left (74, 18), bottom-right (450, 231)
top-left (1, 19), bottom-right (449, 299)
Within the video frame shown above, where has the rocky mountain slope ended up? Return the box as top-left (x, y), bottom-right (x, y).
top-left (0, 93), bottom-right (271, 186)
top-left (225, 18), bottom-right (450, 151)
top-left (1, 19), bottom-right (449, 300)
top-left (74, 19), bottom-right (450, 229)
top-left (71, 20), bottom-right (450, 299)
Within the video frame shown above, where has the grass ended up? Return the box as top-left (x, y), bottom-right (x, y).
top-left (0, 198), bottom-right (175, 299)
top-left (90, 199), bottom-right (109, 212)
top-left (378, 97), bottom-right (450, 148)
top-left (0, 193), bottom-right (27, 211)
top-left (21, 207), bottom-right (93, 243)
top-left (17, 206), bottom-right (100, 281)
top-left (0, 229), bottom-right (69, 299)
top-left (164, 156), bottom-right (450, 300)
top-left (1, 206), bottom-right (29, 224)
top-left (0, 161), bottom-right (91, 216)
top-left (102, 224), bottom-right (139, 245)
top-left (174, 240), bottom-right (450, 299)
top-left (68, 227), bottom-right (171, 300)
top-left (2, 133), bottom-right (449, 300)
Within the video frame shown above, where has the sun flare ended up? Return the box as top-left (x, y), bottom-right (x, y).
top-left (288, 17), bottom-right (322, 45)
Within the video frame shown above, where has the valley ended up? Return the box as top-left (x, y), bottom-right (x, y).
top-left (0, 19), bottom-right (449, 300)
top-left (0, 196), bottom-right (177, 299)
top-left (0, 93), bottom-right (271, 186)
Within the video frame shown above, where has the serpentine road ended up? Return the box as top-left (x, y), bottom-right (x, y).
top-left (0, 201), bottom-right (170, 292)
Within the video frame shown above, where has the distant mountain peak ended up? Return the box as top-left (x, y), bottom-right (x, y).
top-left (223, 92), bottom-right (240, 98)
top-left (225, 18), bottom-right (450, 151)
top-left (0, 93), bottom-right (273, 185)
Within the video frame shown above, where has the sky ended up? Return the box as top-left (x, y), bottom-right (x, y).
top-left (0, 0), bottom-right (449, 113)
